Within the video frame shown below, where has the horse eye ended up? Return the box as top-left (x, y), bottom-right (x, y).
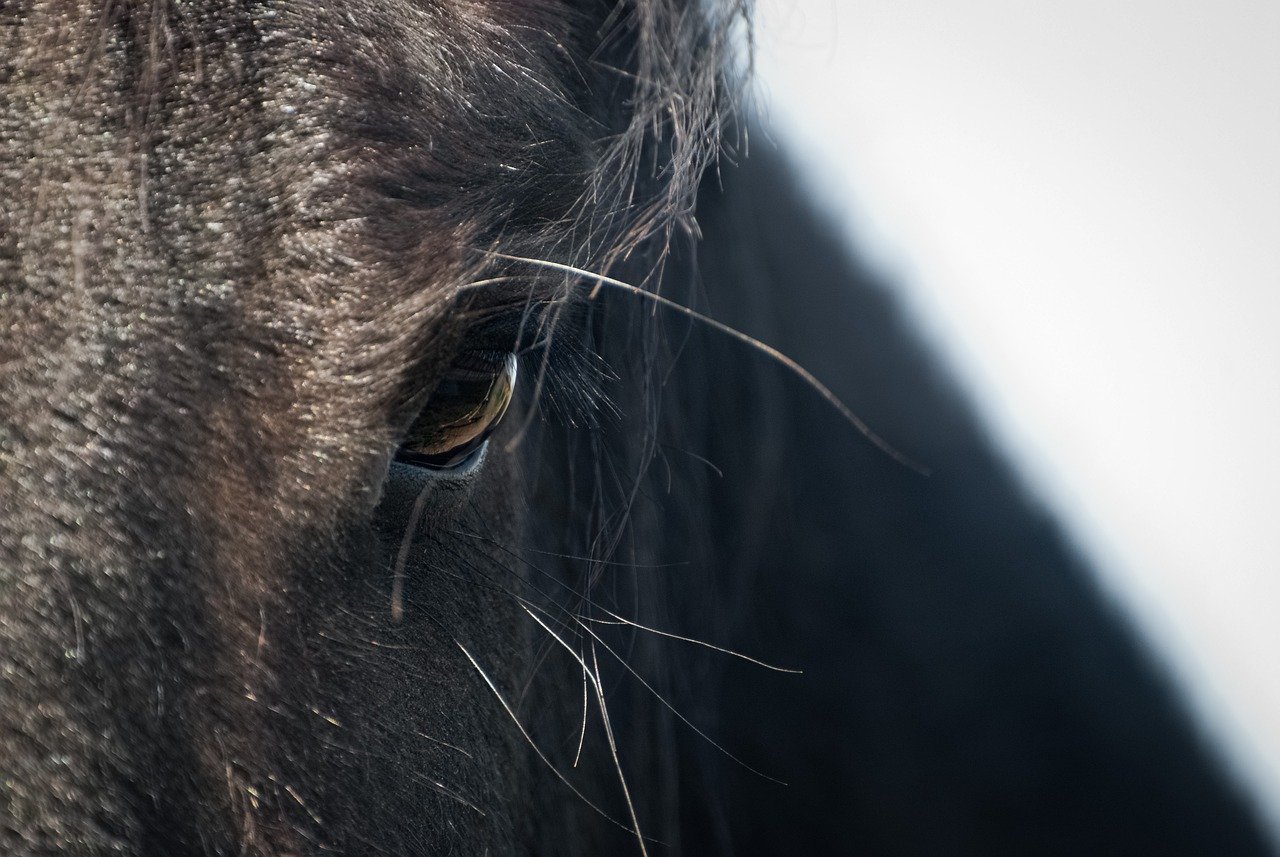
top-left (396, 352), bottom-right (518, 470)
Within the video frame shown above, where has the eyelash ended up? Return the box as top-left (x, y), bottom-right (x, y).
top-left (392, 293), bottom-right (606, 473)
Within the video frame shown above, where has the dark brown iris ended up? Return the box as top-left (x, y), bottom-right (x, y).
top-left (397, 352), bottom-right (518, 469)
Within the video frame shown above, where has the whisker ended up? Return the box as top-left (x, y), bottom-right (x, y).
top-left (573, 647), bottom-right (590, 769)
top-left (454, 524), bottom-right (795, 674)
top-left (454, 640), bottom-right (647, 840)
top-left (513, 587), bottom-right (786, 787)
top-left (588, 639), bottom-right (650, 857)
top-left (520, 606), bottom-right (650, 857)
top-left (486, 252), bottom-right (930, 475)
top-left (391, 477), bottom-right (438, 623)
top-left (511, 545), bottom-right (688, 570)
top-left (409, 773), bottom-right (489, 818)
top-left (582, 611), bottom-right (801, 674)
top-left (452, 507), bottom-right (793, 785)
top-left (569, 608), bottom-right (789, 786)
top-left (412, 730), bottom-right (475, 760)
top-left (309, 733), bottom-right (486, 819)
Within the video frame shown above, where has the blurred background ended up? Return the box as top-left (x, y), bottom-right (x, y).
top-left (753, 0), bottom-right (1280, 831)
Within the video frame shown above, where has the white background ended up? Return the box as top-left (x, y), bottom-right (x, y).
top-left (754, 0), bottom-right (1280, 830)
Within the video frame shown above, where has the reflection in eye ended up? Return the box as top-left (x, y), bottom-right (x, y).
top-left (396, 352), bottom-right (518, 470)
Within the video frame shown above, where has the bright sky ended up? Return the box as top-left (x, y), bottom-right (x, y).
top-left (754, 0), bottom-right (1280, 831)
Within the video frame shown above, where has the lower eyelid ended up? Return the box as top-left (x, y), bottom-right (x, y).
top-left (392, 440), bottom-right (489, 478)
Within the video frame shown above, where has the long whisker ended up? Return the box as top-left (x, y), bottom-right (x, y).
top-left (588, 640), bottom-right (650, 857)
top-left (391, 477), bottom-right (438, 623)
top-left (511, 584), bottom-right (786, 786)
top-left (569, 608), bottom-right (789, 786)
top-left (454, 641), bottom-right (646, 839)
top-left (455, 524), bottom-right (798, 675)
top-left (439, 531), bottom-right (782, 786)
top-left (512, 545), bottom-right (688, 569)
top-left (573, 646), bottom-right (590, 769)
top-left (486, 252), bottom-right (930, 475)
top-left (520, 607), bottom-right (650, 857)
top-left (452, 510), bottom-right (794, 784)
top-left (583, 611), bottom-right (801, 674)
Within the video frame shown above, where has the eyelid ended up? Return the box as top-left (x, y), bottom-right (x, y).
top-left (390, 289), bottom-right (591, 473)
top-left (455, 301), bottom-right (556, 354)
top-left (390, 440), bottom-right (488, 479)
top-left (453, 274), bottom-right (591, 349)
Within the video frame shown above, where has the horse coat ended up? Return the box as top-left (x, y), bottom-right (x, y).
top-left (0, 1), bottom-right (1272, 854)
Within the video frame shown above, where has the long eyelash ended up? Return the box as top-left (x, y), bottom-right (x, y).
top-left (517, 327), bottom-right (619, 430)
top-left (436, 285), bottom-right (615, 439)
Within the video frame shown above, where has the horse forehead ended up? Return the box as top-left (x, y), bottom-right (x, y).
top-left (0, 0), bottom-right (585, 417)
top-left (2, 3), bottom-right (563, 538)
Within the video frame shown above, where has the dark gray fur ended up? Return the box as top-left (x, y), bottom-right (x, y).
top-left (0, 1), bottom-right (1272, 855)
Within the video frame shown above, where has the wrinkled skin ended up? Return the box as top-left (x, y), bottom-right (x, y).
top-left (1, 2), bottom-right (1276, 856)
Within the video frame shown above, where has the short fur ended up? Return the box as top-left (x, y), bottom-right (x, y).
top-left (0, 1), bottom-right (1272, 855)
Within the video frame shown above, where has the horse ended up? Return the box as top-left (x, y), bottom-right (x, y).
top-left (0, 1), bottom-right (1272, 854)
